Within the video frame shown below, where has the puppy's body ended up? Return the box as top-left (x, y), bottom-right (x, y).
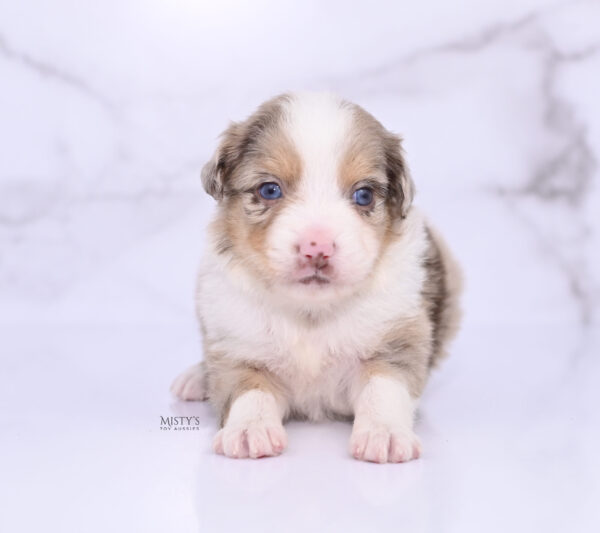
top-left (172, 93), bottom-right (462, 462)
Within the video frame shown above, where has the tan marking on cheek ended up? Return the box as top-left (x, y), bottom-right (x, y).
top-left (364, 213), bottom-right (398, 277)
top-left (247, 219), bottom-right (271, 261)
top-left (220, 127), bottom-right (300, 279)
top-left (207, 215), bottom-right (234, 255)
top-left (218, 196), bottom-right (280, 280)
top-left (221, 201), bottom-right (244, 250)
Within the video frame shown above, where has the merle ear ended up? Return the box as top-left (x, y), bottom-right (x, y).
top-left (201, 122), bottom-right (246, 201)
top-left (201, 154), bottom-right (224, 200)
top-left (384, 133), bottom-right (415, 218)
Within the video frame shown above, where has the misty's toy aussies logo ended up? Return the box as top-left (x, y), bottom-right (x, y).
top-left (160, 416), bottom-right (201, 431)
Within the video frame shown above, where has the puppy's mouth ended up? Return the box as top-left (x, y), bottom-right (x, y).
top-left (298, 274), bottom-right (331, 286)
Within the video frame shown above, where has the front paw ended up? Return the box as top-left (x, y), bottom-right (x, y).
top-left (350, 424), bottom-right (421, 464)
top-left (213, 422), bottom-right (288, 459)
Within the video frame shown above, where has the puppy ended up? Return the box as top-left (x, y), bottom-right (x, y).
top-left (171, 92), bottom-right (462, 463)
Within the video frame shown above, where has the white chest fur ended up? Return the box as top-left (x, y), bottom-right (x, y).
top-left (197, 211), bottom-right (428, 419)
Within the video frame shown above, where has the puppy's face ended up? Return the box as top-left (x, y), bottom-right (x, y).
top-left (203, 93), bottom-right (414, 307)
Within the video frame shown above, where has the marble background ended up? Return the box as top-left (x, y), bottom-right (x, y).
top-left (1, 1), bottom-right (599, 532)
top-left (1, 0), bottom-right (599, 329)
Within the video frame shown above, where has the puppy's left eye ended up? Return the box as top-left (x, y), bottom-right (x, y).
top-left (352, 187), bottom-right (374, 207)
top-left (258, 182), bottom-right (283, 200)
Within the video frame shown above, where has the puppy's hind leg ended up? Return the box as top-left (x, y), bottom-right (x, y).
top-left (171, 362), bottom-right (208, 401)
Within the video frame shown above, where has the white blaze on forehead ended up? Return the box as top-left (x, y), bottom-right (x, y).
top-left (285, 92), bottom-right (354, 204)
top-left (264, 92), bottom-right (380, 290)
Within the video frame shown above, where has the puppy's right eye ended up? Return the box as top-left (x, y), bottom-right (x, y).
top-left (258, 182), bottom-right (283, 200)
top-left (352, 187), bottom-right (374, 207)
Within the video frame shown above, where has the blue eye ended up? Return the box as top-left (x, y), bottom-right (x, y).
top-left (352, 187), bottom-right (374, 207)
top-left (258, 182), bottom-right (282, 200)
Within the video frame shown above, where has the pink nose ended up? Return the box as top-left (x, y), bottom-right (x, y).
top-left (298, 230), bottom-right (335, 269)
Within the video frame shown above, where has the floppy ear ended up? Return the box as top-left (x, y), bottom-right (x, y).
top-left (201, 154), bottom-right (224, 200)
top-left (201, 122), bottom-right (246, 201)
top-left (384, 133), bottom-right (415, 218)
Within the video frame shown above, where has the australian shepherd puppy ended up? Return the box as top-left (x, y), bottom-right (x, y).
top-left (171, 92), bottom-right (462, 463)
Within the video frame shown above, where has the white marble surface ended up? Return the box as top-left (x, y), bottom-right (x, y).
top-left (1, 1), bottom-right (599, 531)
top-left (1, 324), bottom-right (599, 532)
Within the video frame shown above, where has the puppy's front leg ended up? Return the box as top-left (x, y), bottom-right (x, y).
top-left (350, 368), bottom-right (422, 464)
top-left (212, 368), bottom-right (288, 459)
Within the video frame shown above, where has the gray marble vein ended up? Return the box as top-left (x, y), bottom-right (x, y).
top-left (0, 0), bottom-right (598, 329)
top-left (0, 32), bottom-right (115, 112)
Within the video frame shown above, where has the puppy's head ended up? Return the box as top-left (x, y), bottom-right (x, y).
top-left (203, 93), bottom-right (414, 307)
